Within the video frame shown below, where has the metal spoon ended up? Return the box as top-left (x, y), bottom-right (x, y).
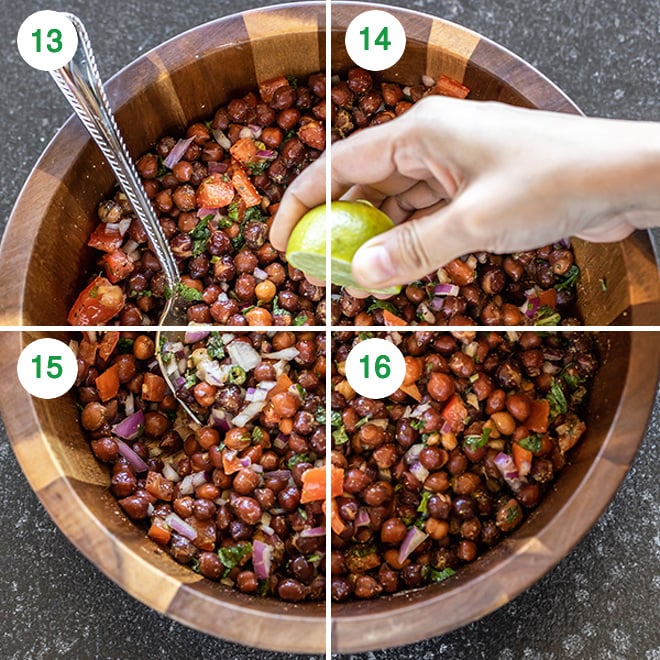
top-left (50, 13), bottom-right (201, 423)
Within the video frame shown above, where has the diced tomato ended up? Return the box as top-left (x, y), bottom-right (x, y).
top-left (142, 372), bottom-right (166, 402)
top-left (382, 309), bottom-right (406, 326)
top-left (331, 466), bottom-right (344, 499)
top-left (430, 75), bottom-right (470, 99)
top-left (78, 334), bottom-right (98, 366)
top-left (87, 223), bottom-right (123, 253)
top-left (278, 417), bottom-right (294, 435)
top-left (441, 394), bottom-right (468, 433)
top-left (266, 373), bottom-right (293, 400)
top-left (232, 161), bottom-right (262, 208)
top-left (196, 173), bottom-right (235, 209)
top-left (98, 331), bottom-right (120, 361)
top-left (512, 443), bottom-right (533, 477)
top-left (297, 121), bottom-right (325, 150)
top-left (147, 518), bottom-right (171, 545)
top-left (258, 76), bottom-right (290, 104)
top-left (68, 276), bottom-right (125, 326)
top-left (145, 471), bottom-right (174, 501)
top-left (100, 249), bottom-right (134, 283)
top-left (301, 466), bottom-right (325, 503)
top-left (526, 399), bottom-right (550, 433)
top-left (222, 448), bottom-right (242, 475)
top-left (329, 499), bottom-right (346, 535)
top-left (95, 364), bottom-right (120, 402)
top-left (230, 137), bottom-right (258, 165)
top-left (400, 382), bottom-right (422, 402)
top-left (537, 288), bottom-right (557, 309)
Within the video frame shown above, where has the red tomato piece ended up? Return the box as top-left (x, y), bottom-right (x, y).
top-left (196, 173), bottom-right (235, 209)
top-left (100, 249), bottom-right (134, 283)
top-left (67, 276), bottom-right (126, 326)
top-left (87, 223), bottom-right (123, 253)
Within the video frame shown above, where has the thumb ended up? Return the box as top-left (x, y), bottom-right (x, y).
top-left (351, 201), bottom-right (478, 289)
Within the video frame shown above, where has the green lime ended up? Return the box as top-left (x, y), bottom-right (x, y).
top-left (286, 200), bottom-right (401, 295)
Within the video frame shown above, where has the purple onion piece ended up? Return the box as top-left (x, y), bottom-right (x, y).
top-left (300, 527), bottom-right (326, 538)
top-left (355, 508), bottom-right (370, 528)
top-left (252, 540), bottom-right (273, 579)
top-left (208, 161), bottom-right (228, 174)
top-left (398, 527), bottom-right (428, 564)
top-left (163, 137), bottom-right (195, 169)
top-left (165, 513), bottom-right (197, 541)
top-left (112, 411), bottom-right (145, 441)
top-left (115, 438), bottom-right (148, 473)
top-left (197, 206), bottom-right (218, 218)
top-left (184, 330), bottom-right (211, 344)
top-left (494, 452), bottom-right (525, 491)
top-left (434, 283), bottom-right (460, 297)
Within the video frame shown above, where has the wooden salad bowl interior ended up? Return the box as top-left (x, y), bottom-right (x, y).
top-left (0, 1), bottom-right (659, 655)
top-left (1, 3), bottom-right (659, 326)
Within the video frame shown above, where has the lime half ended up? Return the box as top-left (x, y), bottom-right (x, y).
top-left (286, 200), bottom-right (401, 295)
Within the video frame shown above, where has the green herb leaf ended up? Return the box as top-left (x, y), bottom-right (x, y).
top-left (116, 338), bottom-right (134, 353)
top-left (533, 305), bottom-right (561, 326)
top-left (410, 418), bottom-right (426, 431)
top-left (251, 427), bottom-right (264, 443)
top-left (547, 380), bottom-right (568, 417)
top-left (332, 426), bottom-right (349, 445)
top-left (315, 406), bottom-right (326, 425)
top-left (246, 160), bottom-right (270, 175)
top-left (555, 264), bottom-right (580, 292)
top-left (417, 490), bottom-right (432, 515)
top-left (293, 315), bottom-right (309, 326)
top-left (367, 299), bottom-right (399, 315)
top-left (355, 415), bottom-right (372, 430)
top-left (175, 282), bottom-right (203, 303)
top-left (330, 411), bottom-right (342, 428)
top-left (463, 426), bottom-right (491, 450)
top-left (287, 453), bottom-right (311, 469)
top-left (217, 542), bottom-right (251, 569)
top-left (183, 370), bottom-right (197, 390)
top-left (518, 433), bottom-right (542, 453)
top-left (429, 567), bottom-right (456, 583)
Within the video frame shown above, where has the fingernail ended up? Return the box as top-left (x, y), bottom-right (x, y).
top-left (353, 245), bottom-right (395, 286)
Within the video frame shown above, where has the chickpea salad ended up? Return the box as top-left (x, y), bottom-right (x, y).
top-left (76, 330), bottom-right (326, 601)
top-left (330, 330), bottom-right (596, 600)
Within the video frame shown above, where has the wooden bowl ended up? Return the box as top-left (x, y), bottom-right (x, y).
top-left (1, 4), bottom-right (659, 325)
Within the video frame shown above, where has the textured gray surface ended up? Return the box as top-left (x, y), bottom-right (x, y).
top-left (1, 0), bottom-right (659, 658)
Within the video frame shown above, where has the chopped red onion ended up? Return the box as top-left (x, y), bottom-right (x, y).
top-left (197, 206), bottom-right (218, 218)
top-left (253, 267), bottom-right (269, 281)
top-left (250, 463), bottom-right (263, 473)
top-left (273, 434), bottom-right (288, 450)
top-left (398, 527), bottom-right (428, 564)
top-left (212, 128), bottom-right (232, 150)
top-left (112, 411), bottom-right (145, 441)
top-left (409, 462), bottom-right (430, 484)
top-left (440, 420), bottom-right (453, 435)
top-left (494, 452), bottom-right (525, 491)
top-left (264, 469), bottom-right (291, 481)
top-left (163, 137), bottom-right (195, 169)
top-left (255, 149), bottom-right (277, 159)
top-left (164, 513), bottom-right (197, 541)
top-left (431, 297), bottom-right (446, 312)
top-left (124, 392), bottom-right (135, 416)
top-left (434, 283), bottom-right (460, 297)
top-left (239, 457), bottom-right (252, 468)
top-left (300, 527), bottom-right (326, 538)
top-left (197, 360), bottom-right (225, 387)
top-left (184, 330), bottom-right (211, 344)
top-left (252, 540), bottom-right (273, 579)
top-left (162, 463), bottom-right (180, 482)
top-left (355, 508), bottom-right (370, 528)
top-left (228, 340), bottom-right (261, 371)
top-left (118, 218), bottom-right (132, 236)
top-left (115, 438), bottom-right (148, 473)
top-left (231, 400), bottom-right (267, 427)
top-left (411, 402), bottom-right (431, 416)
top-left (525, 297), bottom-right (540, 319)
top-left (421, 74), bottom-right (435, 87)
top-left (208, 161), bottom-right (228, 174)
top-left (404, 443), bottom-right (425, 464)
top-left (210, 407), bottom-right (231, 431)
top-left (239, 126), bottom-right (256, 139)
top-left (559, 238), bottom-right (571, 249)
top-left (262, 347), bottom-right (299, 361)
top-left (245, 387), bottom-right (268, 403)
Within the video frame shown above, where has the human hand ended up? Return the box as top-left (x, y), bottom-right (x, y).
top-left (271, 96), bottom-right (660, 295)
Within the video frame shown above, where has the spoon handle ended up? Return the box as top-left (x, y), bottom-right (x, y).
top-left (50, 13), bottom-right (179, 291)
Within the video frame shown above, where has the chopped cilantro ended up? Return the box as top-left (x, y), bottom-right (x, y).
top-left (88, 285), bottom-right (99, 298)
top-left (231, 233), bottom-right (245, 251)
top-left (189, 215), bottom-right (212, 257)
top-left (547, 380), bottom-right (568, 417)
top-left (286, 75), bottom-right (299, 88)
top-left (257, 579), bottom-right (269, 596)
top-left (555, 264), bottom-right (580, 292)
top-left (293, 315), bottom-right (309, 326)
top-left (307, 552), bottom-right (322, 563)
top-left (285, 129), bottom-right (296, 140)
top-left (518, 434), bottom-right (542, 453)
top-left (227, 201), bottom-right (240, 222)
top-left (251, 427), bottom-right (264, 443)
top-left (463, 426), bottom-right (491, 450)
top-left (315, 406), bottom-right (326, 425)
top-left (183, 370), bottom-right (197, 390)
top-left (246, 160), bottom-right (270, 175)
top-left (218, 216), bottom-right (233, 229)
top-left (206, 332), bottom-right (225, 360)
top-left (217, 542), bottom-right (251, 570)
top-left (156, 156), bottom-right (169, 177)
top-left (410, 418), bottom-right (426, 431)
top-left (272, 296), bottom-right (287, 317)
top-left (244, 206), bottom-right (266, 223)
top-left (330, 411), bottom-right (342, 427)
top-left (429, 567), bottom-right (456, 583)
top-left (358, 331), bottom-right (374, 340)
top-left (534, 305), bottom-right (561, 326)
top-left (355, 415), bottom-right (372, 430)
top-left (116, 338), bottom-right (133, 353)
top-left (163, 286), bottom-right (173, 300)
top-left (287, 453), bottom-right (311, 469)
top-left (175, 282), bottom-right (203, 303)
top-left (417, 490), bottom-right (433, 515)
top-left (367, 299), bottom-right (399, 315)
top-left (190, 557), bottom-right (201, 574)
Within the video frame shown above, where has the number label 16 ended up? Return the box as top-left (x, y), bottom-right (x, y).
top-left (345, 337), bottom-right (406, 399)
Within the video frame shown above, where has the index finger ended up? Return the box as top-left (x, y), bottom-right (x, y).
top-left (270, 155), bottom-right (327, 251)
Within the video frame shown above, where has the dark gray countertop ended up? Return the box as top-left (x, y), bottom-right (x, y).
top-left (1, 1), bottom-right (659, 659)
